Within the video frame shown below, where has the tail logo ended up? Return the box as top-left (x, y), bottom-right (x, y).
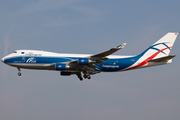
top-left (140, 42), bottom-right (171, 56)
top-left (150, 42), bottom-right (171, 55)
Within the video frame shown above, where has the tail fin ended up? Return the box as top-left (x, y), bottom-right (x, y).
top-left (139, 32), bottom-right (178, 59)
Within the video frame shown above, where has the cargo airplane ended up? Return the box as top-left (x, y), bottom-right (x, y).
top-left (1, 33), bottom-right (178, 81)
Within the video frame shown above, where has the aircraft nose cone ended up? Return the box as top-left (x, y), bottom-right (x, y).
top-left (1, 58), bottom-right (4, 63)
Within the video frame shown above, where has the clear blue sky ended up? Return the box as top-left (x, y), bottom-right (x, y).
top-left (1, 0), bottom-right (180, 120)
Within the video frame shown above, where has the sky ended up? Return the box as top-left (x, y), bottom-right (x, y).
top-left (0, 0), bottom-right (180, 120)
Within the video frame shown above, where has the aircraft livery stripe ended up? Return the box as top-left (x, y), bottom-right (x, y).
top-left (125, 46), bottom-right (172, 70)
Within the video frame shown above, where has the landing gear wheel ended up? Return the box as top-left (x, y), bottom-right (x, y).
top-left (83, 73), bottom-right (91, 79)
top-left (76, 72), bottom-right (83, 81)
top-left (87, 76), bottom-right (91, 79)
top-left (18, 72), bottom-right (21, 76)
top-left (17, 68), bottom-right (21, 76)
top-left (83, 74), bottom-right (88, 79)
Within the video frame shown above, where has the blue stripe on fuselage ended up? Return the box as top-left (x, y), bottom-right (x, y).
top-left (99, 55), bottom-right (140, 71)
top-left (4, 55), bottom-right (141, 71)
top-left (4, 56), bottom-right (77, 64)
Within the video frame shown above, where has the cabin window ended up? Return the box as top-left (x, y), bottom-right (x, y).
top-left (21, 52), bottom-right (25, 54)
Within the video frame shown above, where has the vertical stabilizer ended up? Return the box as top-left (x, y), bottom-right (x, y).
top-left (139, 32), bottom-right (178, 59)
top-left (124, 33), bottom-right (178, 71)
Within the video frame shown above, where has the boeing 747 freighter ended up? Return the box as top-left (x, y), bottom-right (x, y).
top-left (1, 33), bottom-right (178, 80)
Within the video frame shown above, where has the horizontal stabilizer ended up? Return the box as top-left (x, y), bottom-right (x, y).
top-left (147, 55), bottom-right (176, 62)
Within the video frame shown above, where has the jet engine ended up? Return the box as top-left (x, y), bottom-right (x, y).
top-left (78, 58), bottom-right (95, 65)
top-left (55, 64), bottom-right (70, 70)
top-left (60, 71), bottom-right (72, 76)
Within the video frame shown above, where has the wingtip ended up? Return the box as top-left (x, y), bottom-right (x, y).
top-left (122, 43), bottom-right (127, 46)
top-left (168, 32), bottom-right (178, 35)
top-left (117, 43), bottom-right (127, 49)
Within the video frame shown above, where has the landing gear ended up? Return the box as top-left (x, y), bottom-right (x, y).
top-left (76, 72), bottom-right (92, 81)
top-left (83, 74), bottom-right (91, 79)
top-left (76, 72), bottom-right (83, 81)
top-left (17, 68), bottom-right (22, 76)
top-left (87, 75), bottom-right (91, 79)
top-left (83, 74), bottom-right (87, 79)
top-left (18, 72), bottom-right (21, 76)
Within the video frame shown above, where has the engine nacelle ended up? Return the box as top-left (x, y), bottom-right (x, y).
top-left (55, 64), bottom-right (70, 70)
top-left (60, 71), bottom-right (72, 76)
top-left (78, 58), bottom-right (90, 65)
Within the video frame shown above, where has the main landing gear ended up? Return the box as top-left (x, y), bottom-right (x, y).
top-left (83, 74), bottom-right (91, 79)
top-left (76, 72), bottom-right (91, 81)
top-left (17, 68), bottom-right (22, 76)
top-left (76, 72), bottom-right (83, 81)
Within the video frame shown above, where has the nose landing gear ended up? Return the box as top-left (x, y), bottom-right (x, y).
top-left (18, 72), bottom-right (21, 76)
top-left (17, 68), bottom-right (22, 76)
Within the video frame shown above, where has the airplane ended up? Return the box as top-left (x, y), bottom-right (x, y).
top-left (1, 32), bottom-right (178, 81)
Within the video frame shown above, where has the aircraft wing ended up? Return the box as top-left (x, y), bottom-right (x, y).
top-left (69, 43), bottom-right (127, 64)
top-left (90, 43), bottom-right (127, 58)
top-left (67, 43), bottom-right (127, 72)
top-left (46, 43), bottom-right (126, 77)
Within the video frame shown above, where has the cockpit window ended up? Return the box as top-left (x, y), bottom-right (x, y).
top-left (13, 51), bottom-right (17, 53)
